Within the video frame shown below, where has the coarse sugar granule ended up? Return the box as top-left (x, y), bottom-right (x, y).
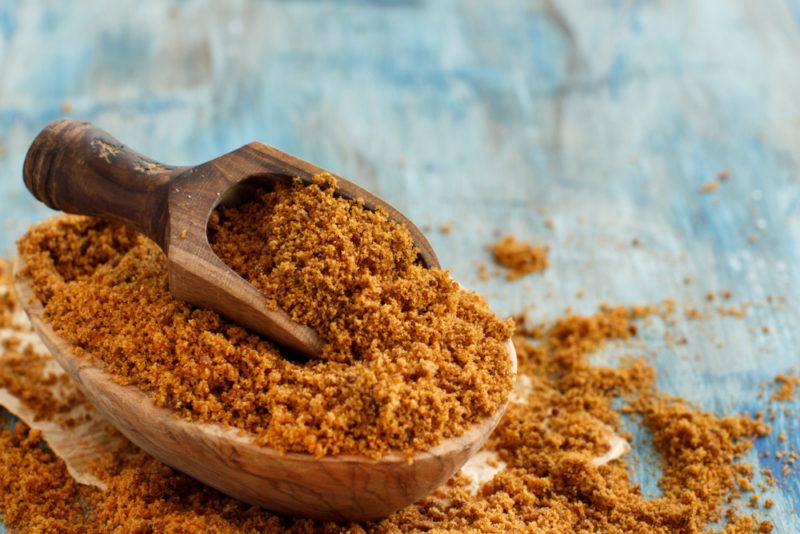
top-left (0, 255), bottom-right (776, 532)
top-left (771, 373), bottom-right (799, 402)
top-left (17, 179), bottom-right (513, 458)
top-left (699, 180), bottom-right (720, 193)
top-left (490, 235), bottom-right (548, 280)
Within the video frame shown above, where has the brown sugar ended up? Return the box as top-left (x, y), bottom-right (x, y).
top-left (490, 234), bottom-right (549, 280)
top-left (0, 284), bottom-right (774, 532)
top-left (771, 373), bottom-right (800, 402)
top-left (699, 180), bottom-right (720, 193)
top-left (0, 425), bottom-right (88, 531)
top-left (477, 262), bottom-right (491, 281)
top-left (698, 171), bottom-right (729, 194)
top-left (0, 340), bottom-right (83, 423)
top-left (17, 179), bottom-right (513, 459)
top-left (684, 306), bottom-right (702, 320)
top-left (0, 271), bottom-right (18, 330)
top-left (2, 215), bottom-right (779, 532)
top-left (718, 303), bottom-right (750, 318)
top-left (208, 177), bottom-right (512, 367)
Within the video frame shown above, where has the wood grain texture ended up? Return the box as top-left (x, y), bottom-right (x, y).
top-left (1, 0), bottom-right (800, 529)
top-left (13, 261), bottom-right (516, 521)
top-left (23, 119), bottom-right (180, 248)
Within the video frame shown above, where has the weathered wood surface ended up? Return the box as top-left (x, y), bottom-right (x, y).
top-left (1, 0), bottom-right (799, 530)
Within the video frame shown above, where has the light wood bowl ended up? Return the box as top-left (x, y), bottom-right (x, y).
top-left (14, 263), bottom-right (516, 521)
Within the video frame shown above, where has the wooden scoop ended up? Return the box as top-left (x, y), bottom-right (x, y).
top-left (14, 258), bottom-right (517, 520)
top-left (23, 119), bottom-right (439, 357)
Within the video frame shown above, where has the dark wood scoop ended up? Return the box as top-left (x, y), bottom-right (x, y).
top-left (23, 119), bottom-right (439, 357)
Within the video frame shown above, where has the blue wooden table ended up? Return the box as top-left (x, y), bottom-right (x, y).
top-left (1, 0), bottom-right (799, 530)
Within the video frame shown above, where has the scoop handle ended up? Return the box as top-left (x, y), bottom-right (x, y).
top-left (23, 119), bottom-right (180, 249)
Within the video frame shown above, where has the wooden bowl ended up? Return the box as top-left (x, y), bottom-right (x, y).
top-left (14, 263), bottom-right (516, 521)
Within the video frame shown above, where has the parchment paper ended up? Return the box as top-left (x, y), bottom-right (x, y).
top-left (0, 284), bottom-right (126, 489)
